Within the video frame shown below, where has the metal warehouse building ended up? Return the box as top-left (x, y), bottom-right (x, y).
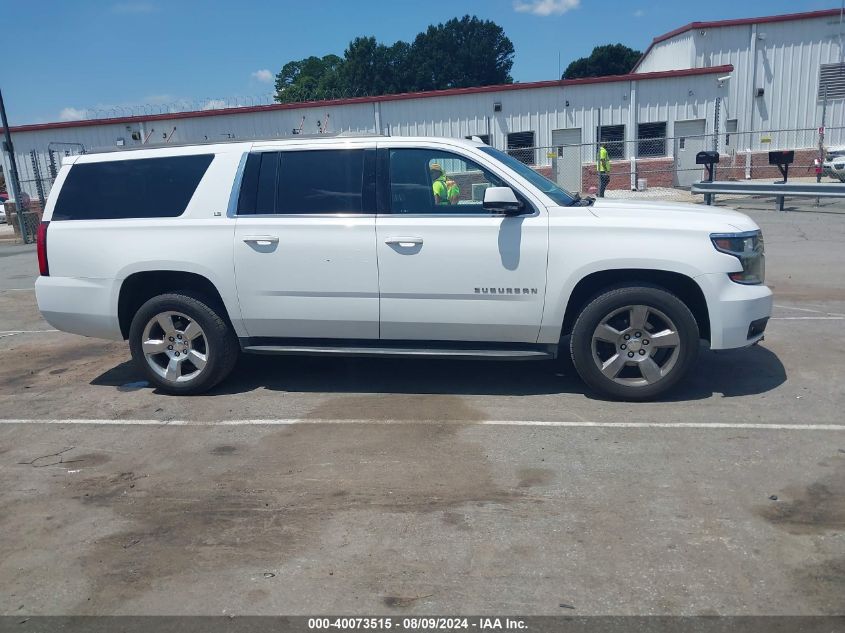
top-left (1, 7), bottom-right (842, 200)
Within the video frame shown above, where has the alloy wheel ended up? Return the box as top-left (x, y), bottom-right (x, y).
top-left (141, 311), bottom-right (209, 384)
top-left (590, 304), bottom-right (681, 387)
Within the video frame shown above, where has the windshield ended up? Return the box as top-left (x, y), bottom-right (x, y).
top-left (480, 146), bottom-right (577, 206)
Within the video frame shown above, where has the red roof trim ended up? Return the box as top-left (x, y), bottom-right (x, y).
top-left (633, 8), bottom-right (842, 70)
top-left (2, 65), bottom-right (733, 134)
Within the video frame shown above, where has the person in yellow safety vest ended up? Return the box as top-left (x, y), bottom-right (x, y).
top-left (597, 144), bottom-right (611, 197)
top-left (430, 163), bottom-right (460, 205)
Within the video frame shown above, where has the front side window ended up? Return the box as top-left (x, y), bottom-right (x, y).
top-left (238, 149), bottom-right (366, 215)
top-left (388, 149), bottom-right (507, 214)
top-left (479, 146), bottom-right (576, 207)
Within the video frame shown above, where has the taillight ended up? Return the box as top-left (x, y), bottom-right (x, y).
top-left (36, 221), bottom-right (49, 276)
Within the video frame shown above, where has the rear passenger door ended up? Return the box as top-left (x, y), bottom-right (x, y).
top-left (233, 147), bottom-right (379, 339)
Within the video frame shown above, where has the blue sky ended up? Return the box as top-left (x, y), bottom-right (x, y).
top-left (2, 0), bottom-right (836, 125)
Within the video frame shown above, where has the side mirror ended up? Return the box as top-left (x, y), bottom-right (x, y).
top-left (483, 186), bottom-right (524, 215)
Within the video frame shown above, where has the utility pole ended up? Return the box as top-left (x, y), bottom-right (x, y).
top-left (0, 88), bottom-right (28, 243)
top-left (819, 85), bottom-right (828, 184)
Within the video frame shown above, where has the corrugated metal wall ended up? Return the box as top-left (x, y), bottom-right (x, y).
top-left (636, 33), bottom-right (695, 73)
top-left (639, 14), bottom-right (844, 149)
top-left (3, 72), bottom-right (728, 197)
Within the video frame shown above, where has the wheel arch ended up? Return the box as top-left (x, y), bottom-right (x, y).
top-left (560, 269), bottom-right (710, 342)
top-left (118, 270), bottom-right (232, 340)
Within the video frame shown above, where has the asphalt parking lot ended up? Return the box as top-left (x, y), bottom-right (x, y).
top-left (0, 199), bottom-right (843, 616)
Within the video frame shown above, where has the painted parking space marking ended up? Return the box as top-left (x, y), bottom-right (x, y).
top-left (770, 316), bottom-right (845, 320)
top-left (774, 304), bottom-right (845, 317)
top-left (1, 418), bottom-right (843, 431)
top-left (0, 329), bottom-right (59, 338)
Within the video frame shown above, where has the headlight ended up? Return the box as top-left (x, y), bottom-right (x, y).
top-left (711, 230), bottom-right (765, 284)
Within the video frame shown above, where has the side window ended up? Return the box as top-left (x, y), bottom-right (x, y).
top-left (238, 149), bottom-right (368, 215)
top-left (388, 149), bottom-right (505, 214)
top-left (53, 154), bottom-right (213, 221)
top-left (256, 152), bottom-right (279, 213)
top-left (277, 150), bottom-right (364, 214)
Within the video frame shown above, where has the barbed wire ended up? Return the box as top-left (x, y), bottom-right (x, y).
top-left (73, 93), bottom-right (279, 120)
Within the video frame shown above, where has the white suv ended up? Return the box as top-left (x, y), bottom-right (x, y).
top-left (35, 136), bottom-right (772, 400)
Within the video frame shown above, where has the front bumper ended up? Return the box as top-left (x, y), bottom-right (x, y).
top-left (695, 273), bottom-right (773, 350)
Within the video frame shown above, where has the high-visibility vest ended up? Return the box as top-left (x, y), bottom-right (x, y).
top-left (597, 146), bottom-right (611, 173)
top-left (433, 175), bottom-right (450, 204)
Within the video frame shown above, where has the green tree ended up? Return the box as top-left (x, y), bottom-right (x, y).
top-left (338, 37), bottom-right (411, 97)
top-left (563, 44), bottom-right (642, 80)
top-left (274, 54), bottom-right (343, 103)
top-left (272, 15), bottom-right (514, 104)
top-left (407, 16), bottom-right (514, 91)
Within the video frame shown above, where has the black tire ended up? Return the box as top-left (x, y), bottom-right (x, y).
top-left (569, 285), bottom-right (699, 401)
top-left (128, 292), bottom-right (239, 395)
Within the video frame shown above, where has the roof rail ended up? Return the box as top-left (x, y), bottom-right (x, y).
top-left (86, 131), bottom-right (389, 154)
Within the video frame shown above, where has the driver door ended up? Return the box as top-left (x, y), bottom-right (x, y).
top-left (375, 145), bottom-right (549, 343)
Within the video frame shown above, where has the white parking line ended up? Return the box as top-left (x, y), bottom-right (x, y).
top-left (0, 418), bottom-right (843, 431)
top-left (774, 304), bottom-right (845, 317)
top-left (770, 316), bottom-right (845, 320)
top-left (0, 329), bottom-right (58, 339)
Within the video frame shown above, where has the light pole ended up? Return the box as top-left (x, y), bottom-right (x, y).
top-left (0, 88), bottom-right (29, 243)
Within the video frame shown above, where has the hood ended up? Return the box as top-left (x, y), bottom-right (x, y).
top-left (588, 198), bottom-right (759, 233)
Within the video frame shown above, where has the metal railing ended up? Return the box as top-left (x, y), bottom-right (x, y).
top-left (692, 181), bottom-right (845, 211)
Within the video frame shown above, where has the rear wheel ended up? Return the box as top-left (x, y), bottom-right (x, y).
top-left (129, 292), bottom-right (239, 395)
top-left (570, 285), bottom-right (699, 401)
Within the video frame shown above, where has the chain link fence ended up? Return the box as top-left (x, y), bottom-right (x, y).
top-left (505, 126), bottom-right (838, 203)
top-left (3, 145), bottom-right (82, 243)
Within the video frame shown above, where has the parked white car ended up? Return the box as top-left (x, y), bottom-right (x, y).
top-left (34, 135), bottom-right (771, 400)
top-left (822, 146), bottom-right (845, 181)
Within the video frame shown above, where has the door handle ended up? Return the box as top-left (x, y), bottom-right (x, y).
top-left (243, 235), bottom-right (279, 246)
top-left (384, 236), bottom-right (423, 247)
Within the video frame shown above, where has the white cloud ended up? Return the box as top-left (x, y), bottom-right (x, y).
top-left (513, 0), bottom-right (580, 16)
top-left (111, 2), bottom-right (157, 13)
top-left (59, 107), bottom-right (86, 121)
top-left (633, 9), bottom-right (645, 17)
top-left (251, 69), bottom-right (274, 84)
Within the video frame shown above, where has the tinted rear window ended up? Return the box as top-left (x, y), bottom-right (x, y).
top-left (52, 154), bottom-right (214, 221)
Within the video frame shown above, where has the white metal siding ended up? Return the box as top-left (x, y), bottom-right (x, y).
top-left (637, 14), bottom-right (845, 149)
top-left (636, 33), bottom-right (695, 73)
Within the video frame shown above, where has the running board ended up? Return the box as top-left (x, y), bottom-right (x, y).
top-left (242, 345), bottom-right (553, 361)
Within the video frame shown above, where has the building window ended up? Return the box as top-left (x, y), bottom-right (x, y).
top-left (506, 131), bottom-right (536, 165)
top-left (725, 119), bottom-right (738, 147)
top-left (637, 122), bottom-right (667, 158)
top-left (465, 134), bottom-right (491, 145)
top-left (819, 62), bottom-right (845, 99)
top-left (597, 124), bottom-right (625, 160)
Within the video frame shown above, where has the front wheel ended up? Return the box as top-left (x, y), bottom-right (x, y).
top-left (569, 285), bottom-right (700, 401)
top-left (129, 292), bottom-right (239, 395)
